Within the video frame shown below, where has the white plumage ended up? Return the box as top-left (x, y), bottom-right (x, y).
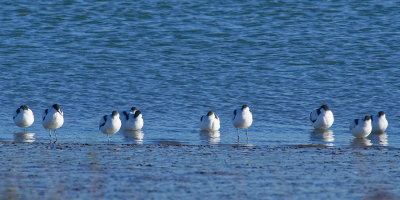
top-left (121, 107), bottom-right (144, 131)
top-left (42, 104), bottom-right (64, 142)
top-left (349, 116), bottom-right (372, 138)
top-left (371, 111), bottom-right (388, 133)
top-left (309, 105), bottom-right (334, 129)
top-left (233, 105), bottom-right (253, 140)
top-left (99, 111), bottom-right (121, 142)
top-left (199, 111), bottom-right (220, 131)
top-left (13, 105), bottom-right (34, 129)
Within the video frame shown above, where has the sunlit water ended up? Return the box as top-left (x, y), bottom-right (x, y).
top-left (1, 0), bottom-right (400, 147)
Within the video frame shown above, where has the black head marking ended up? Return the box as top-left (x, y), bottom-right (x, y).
top-left (134, 110), bottom-right (142, 118)
top-left (123, 111), bottom-right (129, 120)
top-left (320, 105), bottom-right (329, 111)
top-left (99, 115), bottom-right (107, 128)
top-left (241, 105), bottom-right (249, 110)
top-left (52, 104), bottom-right (62, 116)
top-left (112, 111), bottom-right (118, 116)
top-left (207, 111), bottom-right (214, 116)
top-left (131, 107), bottom-right (137, 111)
top-left (52, 104), bottom-right (61, 111)
top-left (378, 111), bottom-right (385, 117)
top-left (354, 119), bottom-right (359, 125)
top-left (20, 105), bottom-right (29, 110)
top-left (364, 116), bottom-right (371, 121)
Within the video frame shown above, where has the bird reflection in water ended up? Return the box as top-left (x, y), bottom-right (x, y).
top-left (199, 130), bottom-right (220, 145)
top-left (122, 130), bottom-right (144, 144)
top-left (351, 137), bottom-right (372, 147)
top-left (310, 129), bottom-right (334, 146)
top-left (368, 133), bottom-right (388, 146)
top-left (13, 132), bottom-right (35, 143)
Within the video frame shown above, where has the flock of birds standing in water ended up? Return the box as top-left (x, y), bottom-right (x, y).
top-left (12, 104), bottom-right (388, 143)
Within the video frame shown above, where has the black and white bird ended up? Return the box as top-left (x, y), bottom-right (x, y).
top-left (349, 116), bottom-right (372, 138)
top-left (309, 105), bottom-right (334, 129)
top-left (42, 104), bottom-right (64, 142)
top-left (199, 111), bottom-right (220, 131)
top-left (121, 107), bottom-right (143, 131)
top-left (371, 111), bottom-right (388, 133)
top-left (13, 105), bottom-right (34, 131)
top-left (99, 111), bottom-right (121, 143)
top-left (233, 105), bottom-right (253, 140)
top-left (121, 107), bottom-right (138, 117)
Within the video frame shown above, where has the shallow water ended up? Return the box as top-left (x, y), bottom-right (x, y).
top-left (1, 0), bottom-right (400, 147)
top-left (0, 142), bottom-right (399, 199)
top-left (1, 1), bottom-right (400, 199)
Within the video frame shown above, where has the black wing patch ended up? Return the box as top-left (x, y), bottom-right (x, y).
top-left (123, 111), bottom-right (129, 120)
top-left (99, 115), bottom-right (107, 127)
top-left (354, 119), bottom-right (359, 126)
top-left (316, 109), bottom-right (321, 116)
top-left (310, 110), bottom-right (317, 123)
top-left (200, 116), bottom-right (203, 122)
top-left (13, 108), bottom-right (20, 119)
top-left (233, 109), bottom-right (237, 120)
top-left (43, 109), bottom-right (48, 121)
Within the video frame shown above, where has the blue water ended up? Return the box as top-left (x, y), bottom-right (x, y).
top-left (1, 0), bottom-right (400, 146)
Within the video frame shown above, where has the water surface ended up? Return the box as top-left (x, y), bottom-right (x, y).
top-left (1, 0), bottom-right (399, 147)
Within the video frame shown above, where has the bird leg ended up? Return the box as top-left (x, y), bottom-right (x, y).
top-left (49, 130), bottom-right (52, 143)
top-left (246, 129), bottom-right (249, 143)
top-left (54, 129), bottom-right (58, 143)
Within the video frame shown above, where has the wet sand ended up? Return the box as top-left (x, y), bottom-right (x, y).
top-left (0, 142), bottom-right (399, 200)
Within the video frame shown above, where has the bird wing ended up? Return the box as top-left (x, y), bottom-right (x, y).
top-left (42, 109), bottom-right (48, 121)
top-left (122, 111), bottom-right (129, 120)
top-left (309, 109), bottom-right (319, 123)
top-left (99, 115), bottom-right (107, 128)
top-left (349, 119), bottom-right (358, 130)
top-left (13, 108), bottom-right (20, 119)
